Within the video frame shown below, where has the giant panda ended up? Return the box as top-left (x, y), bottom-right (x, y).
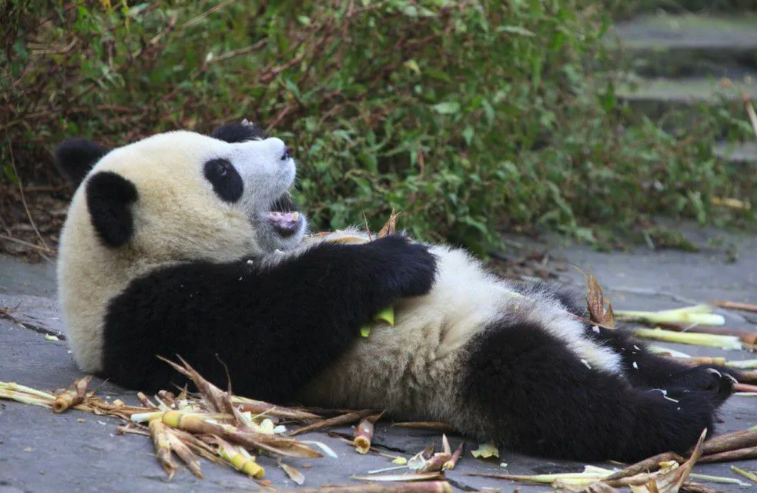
top-left (55, 121), bottom-right (736, 463)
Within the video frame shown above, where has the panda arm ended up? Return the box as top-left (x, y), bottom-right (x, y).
top-left (102, 235), bottom-right (436, 400)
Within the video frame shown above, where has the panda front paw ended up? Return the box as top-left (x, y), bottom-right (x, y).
top-left (362, 235), bottom-right (438, 299)
top-left (667, 365), bottom-right (737, 404)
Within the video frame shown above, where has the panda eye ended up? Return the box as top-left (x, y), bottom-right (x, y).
top-left (204, 158), bottom-right (243, 203)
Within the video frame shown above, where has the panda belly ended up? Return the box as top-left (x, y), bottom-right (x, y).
top-left (298, 245), bottom-right (622, 424)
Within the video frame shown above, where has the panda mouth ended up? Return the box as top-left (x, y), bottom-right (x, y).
top-left (262, 194), bottom-right (302, 237)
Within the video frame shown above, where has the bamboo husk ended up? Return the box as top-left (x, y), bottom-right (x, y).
top-left (166, 432), bottom-right (203, 478)
top-left (278, 458), bottom-right (305, 485)
top-left (604, 452), bottom-right (685, 481)
top-left (158, 356), bottom-right (233, 415)
top-left (417, 453), bottom-right (452, 473)
top-left (149, 419), bottom-right (178, 480)
top-left (162, 410), bottom-right (321, 458)
top-left (291, 409), bottom-right (375, 436)
top-left (586, 270), bottom-right (615, 328)
top-left (233, 396), bottom-right (321, 420)
top-left (442, 441), bottom-right (463, 470)
top-left (681, 482), bottom-right (727, 493)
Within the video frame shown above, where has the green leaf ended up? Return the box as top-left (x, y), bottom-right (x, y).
top-left (433, 101), bottom-right (460, 115)
top-left (496, 25), bottom-right (535, 37)
top-left (462, 125), bottom-right (474, 145)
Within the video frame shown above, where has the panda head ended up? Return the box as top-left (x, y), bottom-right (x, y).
top-left (55, 122), bottom-right (306, 263)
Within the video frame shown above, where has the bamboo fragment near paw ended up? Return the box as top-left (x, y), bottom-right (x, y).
top-left (354, 417), bottom-right (376, 454)
top-left (52, 376), bottom-right (91, 413)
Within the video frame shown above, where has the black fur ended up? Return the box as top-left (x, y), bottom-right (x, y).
top-left (204, 158), bottom-right (244, 203)
top-left (462, 319), bottom-right (725, 462)
top-left (551, 285), bottom-right (737, 400)
top-left (55, 138), bottom-right (109, 187)
top-left (86, 172), bottom-right (138, 247)
top-left (211, 122), bottom-right (265, 143)
top-left (102, 235), bottom-right (437, 400)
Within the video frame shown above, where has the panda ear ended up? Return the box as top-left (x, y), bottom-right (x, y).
top-left (55, 138), bottom-right (109, 188)
top-left (86, 172), bottom-right (138, 248)
top-left (211, 120), bottom-right (265, 143)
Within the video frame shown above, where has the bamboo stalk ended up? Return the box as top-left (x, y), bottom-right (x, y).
top-left (604, 451), bottom-right (685, 481)
top-left (712, 301), bottom-right (757, 313)
top-left (291, 409), bottom-right (375, 436)
top-left (700, 429), bottom-right (757, 456)
top-left (392, 422), bottom-right (457, 433)
top-left (633, 328), bottom-right (741, 349)
top-left (698, 446), bottom-right (757, 464)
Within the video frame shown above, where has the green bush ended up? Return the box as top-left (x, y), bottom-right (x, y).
top-left (1, 0), bottom-right (753, 252)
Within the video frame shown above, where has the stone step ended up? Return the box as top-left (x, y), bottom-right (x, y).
top-left (616, 75), bottom-right (757, 121)
top-left (607, 14), bottom-right (757, 77)
top-left (625, 0), bottom-right (757, 14)
top-left (714, 141), bottom-right (757, 165)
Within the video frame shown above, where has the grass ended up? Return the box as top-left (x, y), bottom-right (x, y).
top-left (1, 0), bottom-right (755, 254)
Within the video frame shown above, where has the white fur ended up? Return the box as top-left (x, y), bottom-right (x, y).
top-left (298, 230), bottom-right (622, 426)
top-left (58, 131), bottom-right (302, 372)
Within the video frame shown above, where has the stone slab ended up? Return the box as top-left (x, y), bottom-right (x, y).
top-left (2, 228), bottom-right (757, 492)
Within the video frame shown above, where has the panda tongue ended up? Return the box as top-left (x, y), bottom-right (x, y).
top-left (263, 211), bottom-right (300, 231)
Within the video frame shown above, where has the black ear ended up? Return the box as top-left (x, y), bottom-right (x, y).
top-left (211, 120), bottom-right (265, 143)
top-left (55, 138), bottom-right (109, 187)
top-left (86, 172), bottom-right (138, 248)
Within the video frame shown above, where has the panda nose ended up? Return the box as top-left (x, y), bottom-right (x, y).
top-left (266, 137), bottom-right (290, 163)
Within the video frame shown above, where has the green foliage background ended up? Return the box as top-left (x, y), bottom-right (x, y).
top-left (1, 0), bottom-right (754, 252)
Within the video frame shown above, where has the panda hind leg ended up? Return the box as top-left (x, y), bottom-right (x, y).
top-left (548, 285), bottom-right (736, 401)
top-left (460, 319), bottom-right (718, 462)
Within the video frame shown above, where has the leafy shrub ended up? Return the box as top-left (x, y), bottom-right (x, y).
top-left (1, 0), bottom-right (753, 252)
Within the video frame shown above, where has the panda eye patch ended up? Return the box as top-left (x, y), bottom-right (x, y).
top-left (204, 158), bottom-right (243, 203)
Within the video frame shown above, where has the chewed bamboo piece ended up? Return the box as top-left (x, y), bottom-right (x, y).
top-left (354, 415), bottom-right (380, 454)
top-left (52, 375), bottom-right (91, 413)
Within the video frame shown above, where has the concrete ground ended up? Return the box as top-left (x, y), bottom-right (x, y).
top-left (1, 224), bottom-right (756, 492)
